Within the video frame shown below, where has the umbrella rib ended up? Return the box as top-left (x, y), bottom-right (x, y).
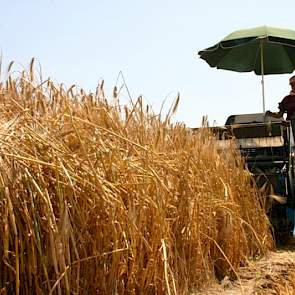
top-left (253, 41), bottom-right (262, 74)
top-left (281, 45), bottom-right (295, 69)
top-left (268, 39), bottom-right (295, 48)
top-left (220, 38), bottom-right (258, 50)
top-left (199, 44), bottom-right (219, 53)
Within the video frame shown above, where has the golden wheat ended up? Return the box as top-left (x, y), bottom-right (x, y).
top-left (0, 60), bottom-right (273, 294)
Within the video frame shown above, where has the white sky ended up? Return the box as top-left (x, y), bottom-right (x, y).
top-left (2, 0), bottom-right (295, 127)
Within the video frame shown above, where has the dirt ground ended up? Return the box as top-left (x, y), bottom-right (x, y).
top-left (193, 239), bottom-right (295, 295)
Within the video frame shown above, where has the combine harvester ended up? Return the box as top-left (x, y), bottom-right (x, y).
top-left (204, 113), bottom-right (295, 243)
top-left (197, 26), bottom-right (295, 243)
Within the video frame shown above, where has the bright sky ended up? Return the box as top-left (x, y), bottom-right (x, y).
top-left (2, 0), bottom-right (295, 127)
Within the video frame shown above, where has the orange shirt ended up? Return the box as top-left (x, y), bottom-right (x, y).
top-left (279, 94), bottom-right (295, 120)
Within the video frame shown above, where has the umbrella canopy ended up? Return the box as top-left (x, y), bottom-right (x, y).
top-left (198, 26), bottom-right (295, 112)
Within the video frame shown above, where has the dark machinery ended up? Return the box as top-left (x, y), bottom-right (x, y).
top-left (211, 113), bottom-right (295, 242)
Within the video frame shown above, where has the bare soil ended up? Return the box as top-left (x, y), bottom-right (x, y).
top-left (193, 239), bottom-right (295, 295)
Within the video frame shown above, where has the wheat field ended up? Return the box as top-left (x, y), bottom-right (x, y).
top-left (0, 61), bottom-right (273, 294)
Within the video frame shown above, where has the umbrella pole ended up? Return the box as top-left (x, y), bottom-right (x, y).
top-left (260, 40), bottom-right (265, 112)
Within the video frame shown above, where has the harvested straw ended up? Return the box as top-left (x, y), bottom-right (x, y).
top-left (0, 62), bottom-right (273, 294)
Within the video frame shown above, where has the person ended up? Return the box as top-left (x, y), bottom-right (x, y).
top-left (266, 75), bottom-right (295, 133)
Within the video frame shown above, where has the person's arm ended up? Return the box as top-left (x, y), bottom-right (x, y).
top-left (266, 98), bottom-right (286, 118)
top-left (265, 110), bottom-right (284, 118)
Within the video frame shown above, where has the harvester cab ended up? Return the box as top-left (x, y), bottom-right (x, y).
top-left (215, 113), bottom-right (295, 241)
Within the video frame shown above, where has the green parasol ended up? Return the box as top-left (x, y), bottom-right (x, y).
top-left (198, 26), bottom-right (295, 112)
